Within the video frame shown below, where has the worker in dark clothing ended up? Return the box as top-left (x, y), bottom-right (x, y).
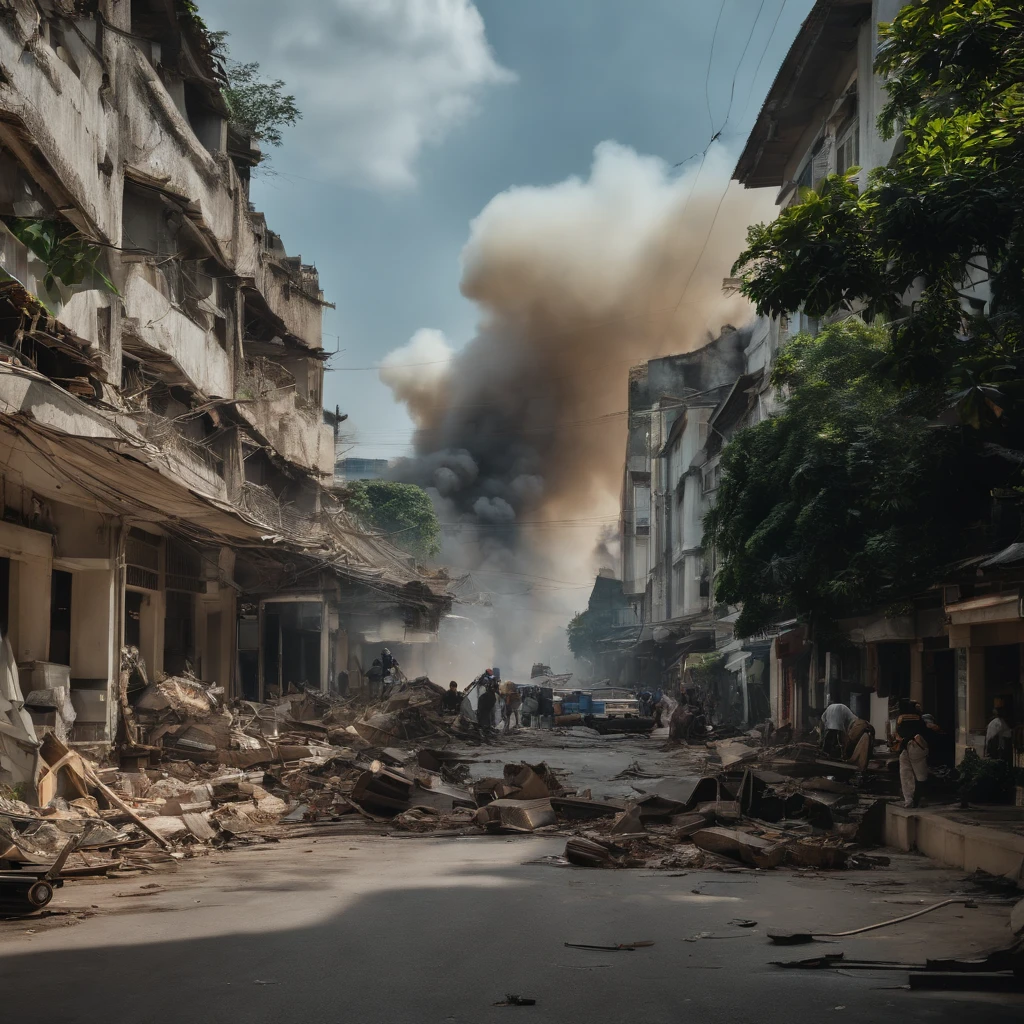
top-left (441, 680), bottom-right (462, 715)
top-left (335, 669), bottom-right (349, 698)
top-left (477, 682), bottom-right (497, 737)
top-left (381, 648), bottom-right (398, 677)
top-left (894, 700), bottom-right (940, 807)
top-left (367, 659), bottom-right (384, 700)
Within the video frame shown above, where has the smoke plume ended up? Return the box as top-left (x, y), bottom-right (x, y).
top-left (380, 142), bottom-right (773, 678)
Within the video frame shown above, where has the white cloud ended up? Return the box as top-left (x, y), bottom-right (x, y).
top-left (211, 0), bottom-right (514, 189)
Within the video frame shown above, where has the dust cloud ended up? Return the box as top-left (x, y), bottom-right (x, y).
top-left (379, 142), bottom-right (772, 681)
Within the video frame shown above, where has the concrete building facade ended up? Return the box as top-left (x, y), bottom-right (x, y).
top-left (0, 0), bottom-right (449, 748)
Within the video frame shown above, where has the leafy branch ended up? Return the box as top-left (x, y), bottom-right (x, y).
top-left (209, 32), bottom-right (301, 151)
top-left (2, 217), bottom-right (117, 295)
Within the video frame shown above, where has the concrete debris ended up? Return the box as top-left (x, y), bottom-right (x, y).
top-left (2, 672), bottom-right (916, 916)
top-left (476, 798), bottom-right (557, 833)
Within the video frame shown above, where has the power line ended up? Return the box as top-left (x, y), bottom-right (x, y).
top-left (740, 0), bottom-right (789, 122)
top-left (703, 0), bottom-right (729, 133)
top-left (721, 0), bottom-right (768, 133)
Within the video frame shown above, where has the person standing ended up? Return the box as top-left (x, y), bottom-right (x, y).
top-left (477, 681), bottom-right (497, 738)
top-left (335, 669), bottom-right (349, 698)
top-left (367, 658), bottom-right (384, 700)
top-left (986, 699), bottom-right (1013, 761)
top-left (895, 700), bottom-right (937, 807)
top-left (441, 681), bottom-right (462, 715)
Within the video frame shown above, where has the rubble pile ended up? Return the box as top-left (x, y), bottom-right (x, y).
top-left (548, 729), bottom-right (898, 872)
top-left (0, 668), bottom-right (491, 914)
top-left (2, 661), bottom-right (908, 916)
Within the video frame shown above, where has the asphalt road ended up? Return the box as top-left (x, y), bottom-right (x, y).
top-left (1, 831), bottom-right (1021, 1024)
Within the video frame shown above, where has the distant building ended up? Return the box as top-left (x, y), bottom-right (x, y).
top-left (335, 458), bottom-right (390, 484)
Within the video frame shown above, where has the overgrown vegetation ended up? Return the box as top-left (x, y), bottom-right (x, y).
top-left (2, 217), bottom-right (116, 295)
top-left (347, 480), bottom-right (441, 561)
top-left (705, 321), bottom-right (983, 635)
top-left (566, 609), bottom-right (604, 661)
top-left (209, 32), bottom-right (301, 151)
top-left (710, 1), bottom-right (1024, 634)
top-left (957, 748), bottom-right (1024, 804)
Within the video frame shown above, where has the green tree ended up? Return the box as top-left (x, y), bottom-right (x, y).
top-left (347, 480), bottom-right (441, 560)
top-left (704, 321), bottom-right (985, 637)
top-left (712, 1), bottom-right (1024, 632)
top-left (209, 32), bottom-right (301, 150)
top-left (567, 609), bottom-right (604, 661)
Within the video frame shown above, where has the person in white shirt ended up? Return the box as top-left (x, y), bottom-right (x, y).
top-left (985, 700), bottom-right (1013, 761)
top-left (820, 702), bottom-right (875, 766)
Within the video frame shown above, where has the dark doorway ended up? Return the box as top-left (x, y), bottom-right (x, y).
top-left (877, 642), bottom-right (911, 700)
top-left (238, 615), bottom-right (259, 702)
top-left (164, 590), bottom-right (195, 676)
top-left (923, 647), bottom-right (956, 767)
top-left (983, 643), bottom-right (1019, 719)
top-left (124, 590), bottom-right (143, 649)
top-left (262, 601), bottom-right (322, 696)
top-left (49, 569), bottom-right (72, 666)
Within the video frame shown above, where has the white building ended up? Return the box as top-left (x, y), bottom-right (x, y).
top-left (619, 328), bottom-right (748, 688)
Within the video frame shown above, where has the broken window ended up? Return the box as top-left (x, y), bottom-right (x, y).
top-left (48, 569), bottom-right (72, 666)
top-left (43, 20), bottom-right (81, 78)
top-left (836, 118), bottom-right (859, 174)
top-left (633, 483), bottom-right (650, 532)
top-left (126, 527), bottom-right (160, 591)
top-left (122, 182), bottom-right (234, 336)
top-left (165, 539), bottom-right (204, 593)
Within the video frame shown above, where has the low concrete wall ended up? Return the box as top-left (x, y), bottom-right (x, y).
top-left (886, 804), bottom-right (1024, 885)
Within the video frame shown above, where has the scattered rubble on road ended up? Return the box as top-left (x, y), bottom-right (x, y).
top-left (0, 656), bottom-right (952, 916)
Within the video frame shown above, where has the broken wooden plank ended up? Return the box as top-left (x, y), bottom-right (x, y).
top-left (82, 764), bottom-right (172, 850)
top-left (691, 827), bottom-right (786, 868)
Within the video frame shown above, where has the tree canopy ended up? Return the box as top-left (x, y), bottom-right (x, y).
top-left (567, 609), bottom-right (605, 662)
top-left (346, 480), bottom-right (441, 561)
top-left (704, 321), bottom-right (984, 636)
top-left (209, 33), bottom-right (302, 150)
top-left (711, 1), bottom-right (1024, 634)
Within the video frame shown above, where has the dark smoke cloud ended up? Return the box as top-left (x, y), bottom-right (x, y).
top-left (380, 142), bottom-right (772, 674)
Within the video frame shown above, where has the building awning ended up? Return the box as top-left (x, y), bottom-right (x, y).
top-left (945, 592), bottom-right (1021, 626)
top-left (843, 614), bottom-right (916, 644)
top-left (725, 651), bottom-right (751, 673)
top-left (733, 0), bottom-right (871, 188)
top-left (0, 366), bottom-right (451, 626)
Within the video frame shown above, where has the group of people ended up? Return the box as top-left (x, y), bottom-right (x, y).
top-left (439, 669), bottom-right (524, 739)
top-left (819, 699), bottom-right (939, 808)
top-left (356, 648), bottom-right (401, 700)
top-left (668, 688), bottom-right (708, 744)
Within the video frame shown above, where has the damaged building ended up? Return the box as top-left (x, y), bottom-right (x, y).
top-left (0, 0), bottom-right (450, 777)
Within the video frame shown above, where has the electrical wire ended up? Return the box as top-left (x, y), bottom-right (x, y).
top-left (739, 0), bottom-right (789, 122)
top-left (704, 0), bottom-right (729, 133)
top-left (720, 0), bottom-right (768, 133)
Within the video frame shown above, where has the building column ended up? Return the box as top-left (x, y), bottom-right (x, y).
top-left (909, 641), bottom-right (924, 704)
top-left (955, 644), bottom-right (986, 760)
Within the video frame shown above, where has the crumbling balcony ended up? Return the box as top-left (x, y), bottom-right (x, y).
top-left (235, 353), bottom-right (333, 478)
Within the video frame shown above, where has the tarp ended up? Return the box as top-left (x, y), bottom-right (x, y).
top-left (0, 635), bottom-right (40, 792)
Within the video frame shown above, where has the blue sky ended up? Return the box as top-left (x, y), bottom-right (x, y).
top-left (198, 0), bottom-right (814, 458)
